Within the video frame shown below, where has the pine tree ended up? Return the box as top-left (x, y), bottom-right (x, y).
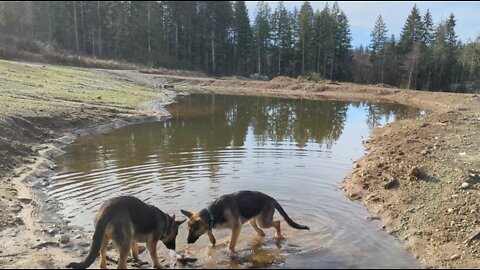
top-left (233, 1), bottom-right (253, 74)
top-left (370, 15), bottom-right (388, 83)
top-left (298, 1), bottom-right (314, 75)
top-left (272, 1), bottom-right (293, 76)
top-left (370, 15), bottom-right (387, 55)
top-left (422, 9), bottom-right (434, 47)
top-left (315, 4), bottom-right (333, 78)
top-left (331, 2), bottom-right (352, 81)
top-left (254, 1), bottom-right (271, 75)
top-left (399, 4), bottom-right (423, 53)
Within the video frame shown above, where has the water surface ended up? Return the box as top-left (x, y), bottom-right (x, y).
top-left (49, 94), bottom-right (420, 268)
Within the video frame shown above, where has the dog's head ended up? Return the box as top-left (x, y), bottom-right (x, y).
top-left (181, 209), bottom-right (210, 244)
top-left (161, 214), bottom-right (186, 250)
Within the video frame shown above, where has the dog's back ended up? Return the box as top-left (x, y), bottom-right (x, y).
top-left (210, 190), bottom-right (275, 220)
top-left (210, 190), bottom-right (309, 230)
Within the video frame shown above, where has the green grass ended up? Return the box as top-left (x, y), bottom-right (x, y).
top-left (0, 60), bottom-right (164, 117)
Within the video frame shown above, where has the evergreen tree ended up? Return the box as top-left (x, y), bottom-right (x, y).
top-left (254, 1), bottom-right (271, 75)
top-left (422, 9), bottom-right (434, 47)
top-left (370, 15), bottom-right (388, 83)
top-left (272, 1), bottom-right (293, 76)
top-left (0, 1), bottom-right (476, 92)
top-left (298, 1), bottom-right (314, 75)
top-left (233, 1), bottom-right (253, 74)
top-left (370, 15), bottom-right (387, 55)
top-left (314, 4), bottom-right (333, 78)
top-left (399, 4), bottom-right (423, 52)
top-left (331, 2), bottom-right (352, 81)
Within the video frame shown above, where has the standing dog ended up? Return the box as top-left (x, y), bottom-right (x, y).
top-left (67, 196), bottom-right (185, 269)
top-left (181, 190), bottom-right (309, 253)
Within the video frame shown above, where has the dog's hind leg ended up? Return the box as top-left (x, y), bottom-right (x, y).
top-left (249, 219), bottom-right (265, 237)
top-left (257, 206), bottom-right (284, 238)
top-left (112, 218), bottom-right (133, 269)
top-left (99, 234), bottom-right (110, 269)
top-left (131, 240), bottom-right (140, 262)
top-left (117, 243), bottom-right (130, 269)
top-left (273, 220), bottom-right (284, 239)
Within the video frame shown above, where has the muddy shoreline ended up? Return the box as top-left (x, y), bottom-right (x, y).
top-left (1, 106), bottom-right (175, 268)
top-left (1, 60), bottom-right (479, 268)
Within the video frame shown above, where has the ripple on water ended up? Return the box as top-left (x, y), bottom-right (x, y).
top-left (48, 94), bottom-right (420, 268)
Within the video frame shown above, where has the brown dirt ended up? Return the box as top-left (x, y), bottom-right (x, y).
top-left (0, 59), bottom-right (479, 268)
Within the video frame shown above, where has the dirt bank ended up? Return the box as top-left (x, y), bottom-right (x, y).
top-left (0, 59), bottom-right (479, 268)
top-left (0, 60), bottom-right (174, 268)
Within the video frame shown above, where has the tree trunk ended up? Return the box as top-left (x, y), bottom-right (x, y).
top-left (330, 48), bottom-right (334, 81)
top-left (233, 32), bottom-right (237, 73)
top-left (73, 1), bottom-right (79, 52)
top-left (81, 1), bottom-right (86, 53)
top-left (211, 29), bottom-right (215, 74)
top-left (147, 2), bottom-right (151, 60)
top-left (381, 52), bottom-right (385, 84)
top-left (257, 27), bottom-right (261, 75)
top-left (469, 56), bottom-right (475, 81)
top-left (408, 58), bottom-right (414, 89)
top-left (97, 1), bottom-right (102, 57)
top-left (48, 2), bottom-right (52, 42)
top-left (175, 24), bottom-right (179, 66)
top-left (302, 33), bottom-right (305, 75)
top-left (323, 43), bottom-right (327, 78)
top-left (278, 45), bottom-right (281, 76)
top-left (91, 21), bottom-right (95, 57)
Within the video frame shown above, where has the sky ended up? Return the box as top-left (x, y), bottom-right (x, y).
top-left (245, 1), bottom-right (480, 48)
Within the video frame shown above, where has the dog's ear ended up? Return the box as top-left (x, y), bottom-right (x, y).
top-left (181, 209), bottom-right (194, 218)
top-left (176, 219), bottom-right (186, 226)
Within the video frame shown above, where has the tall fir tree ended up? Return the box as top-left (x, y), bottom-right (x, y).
top-left (399, 4), bottom-right (423, 53)
top-left (254, 1), bottom-right (271, 75)
top-left (233, 1), bottom-right (253, 74)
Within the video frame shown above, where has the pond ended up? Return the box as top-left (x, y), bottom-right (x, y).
top-left (49, 94), bottom-right (420, 268)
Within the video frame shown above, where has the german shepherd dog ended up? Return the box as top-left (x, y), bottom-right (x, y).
top-left (67, 196), bottom-right (185, 269)
top-left (181, 190), bottom-right (309, 253)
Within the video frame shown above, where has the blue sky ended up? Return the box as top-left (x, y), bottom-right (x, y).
top-left (245, 1), bottom-right (480, 48)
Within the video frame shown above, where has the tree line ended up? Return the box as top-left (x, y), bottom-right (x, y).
top-left (0, 1), bottom-right (478, 92)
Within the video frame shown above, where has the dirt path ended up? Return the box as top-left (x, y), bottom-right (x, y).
top-left (0, 59), bottom-right (479, 268)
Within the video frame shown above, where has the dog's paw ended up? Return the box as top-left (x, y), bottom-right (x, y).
top-left (226, 249), bottom-right (238, 259)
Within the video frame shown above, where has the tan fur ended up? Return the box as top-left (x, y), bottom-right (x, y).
top-left (183, 209), bottom-right (283, 253)
top-left (181, 191), bottom-right (309, 254)
top-left (69, 197), bottom-right (185, 269)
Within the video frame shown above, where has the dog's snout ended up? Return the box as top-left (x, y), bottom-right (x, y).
top-left (187, 234), bottom-right (198, 244)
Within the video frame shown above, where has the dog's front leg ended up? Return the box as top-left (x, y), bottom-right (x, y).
top-left (229, 225), bottom-right (241, 253)
top-left (207, 230), bottom-right (216, 246)
top-left (147, 241), bottom-right (162, 269)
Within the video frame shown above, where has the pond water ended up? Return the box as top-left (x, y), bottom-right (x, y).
top-left (49, 94), bottom-right (420, 268)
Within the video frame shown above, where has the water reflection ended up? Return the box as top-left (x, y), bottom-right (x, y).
top-left (49, 94), bottom-right (420, 268)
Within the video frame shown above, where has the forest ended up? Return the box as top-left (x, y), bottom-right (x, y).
top-left (0, 1), bottom-right (478, 92)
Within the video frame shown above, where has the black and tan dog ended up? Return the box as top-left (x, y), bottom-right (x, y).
top-left (181, 190), bottom-right (309, 253)
top-left (67, 196), bottom-right (185, 269)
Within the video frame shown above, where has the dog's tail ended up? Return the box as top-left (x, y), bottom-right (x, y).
top-left (66, 212), bottom-right (112, 269)
top-left (274, 200), bottom-right (310, 230)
